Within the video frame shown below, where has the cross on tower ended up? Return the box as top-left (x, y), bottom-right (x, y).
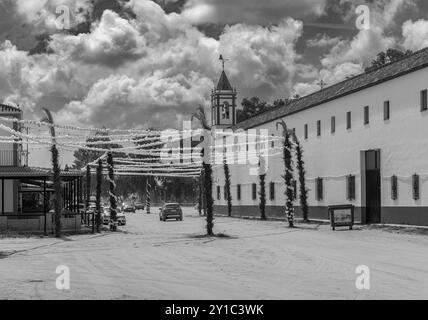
top-left (219, 54), bottom-right (230, 71)
top-left (317, 79), bottom-right (327, 90)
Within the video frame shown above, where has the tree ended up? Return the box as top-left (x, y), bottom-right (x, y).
top-left (223, 158), bottom-right (232, 216)
top-left (192, 106), bottom-right (214, 236)
top-left (277, 120), bottom-right (294, 228)
top-left (73, 131), bottom-right (124, 169)
top-left (365, 48), bottom-right (413, 72)
top-left (41, 108), bottom-right (62, 238)
top-left (293, 135), bottom-right (309, 222)
top-left (237, 97), bottom-right (269, 122)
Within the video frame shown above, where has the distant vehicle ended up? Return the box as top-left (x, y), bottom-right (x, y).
top-left (159, 203), bottom-right (183, 222)
top-left (123, 203), bottom-right (136, 213)
top-left (135, 202), bottom-right (145, 210)
top-left (102, 208), bottom-right (126, 226)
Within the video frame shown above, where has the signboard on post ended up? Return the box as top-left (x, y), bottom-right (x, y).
top-left (328, 205), bottom-right (354, 230)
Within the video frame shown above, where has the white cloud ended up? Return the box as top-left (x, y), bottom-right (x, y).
top-left (402, 19), bottom-right (428, 51)
top-left (219, 18), bottom-right (304, 100)
top-left (181, 0), bottom-right (327, 25)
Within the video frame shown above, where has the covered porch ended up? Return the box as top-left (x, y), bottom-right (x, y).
top-left (0, 167), bottom-right (84, 234)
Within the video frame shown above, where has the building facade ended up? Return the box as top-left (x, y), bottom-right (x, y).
top-left (212, 47), bottom-right (428, 226)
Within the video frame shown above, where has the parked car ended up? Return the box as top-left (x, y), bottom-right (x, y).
top-left (159, 203), bottom-right (183, 221)
top-left (135, 202), bottom-right (145, 210)
top-left (123, 203), bottom-right (136, 213)
top-left (102, 208), bottom-right (126, 226)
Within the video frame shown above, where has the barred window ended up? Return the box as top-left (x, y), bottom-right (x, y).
top-left (331, 116), bottom-right (335, 134)
top-left (315, 177), bottom-right (323, 201)
top-left (421, 89), bottom-right (427, 111)
top-left (346, 111), bottom-right (352, 129)
top-left (237, 184), bottom-right (241, 201)
top-left (391, 175), bottom-right (398, 200)
top-left (317, 120), bottom-right (321, 136)
top-left (384, 101), bottom-right (390, 120)
top-left (217, 185), bottom-right (221, 200)
top-left (304, 124), bottom-right (308, 140)
top-left (364, 106), bottom-right (369, 125)
top-left (412, 174), bottom-right (420, 200)
top-left (252, 183), bottom-right (257, 200)
top-left (346, 175), bottom-right (356, 201)
top-left (269, 182), bottom-right (275, 201)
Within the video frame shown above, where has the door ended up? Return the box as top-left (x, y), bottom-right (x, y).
top-left (365, 150), bottom-right (381, 223)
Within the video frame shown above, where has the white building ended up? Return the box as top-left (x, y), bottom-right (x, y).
top-left (212, 47), bottom-right (428, 226)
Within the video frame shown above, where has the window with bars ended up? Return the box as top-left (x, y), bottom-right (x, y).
top-left (384, 101), bottom-right (390, 120)
top-left (331, 116), bottom-right (335, 134)
top-left (315, 177), bottom-right (323, 201)
top-left (346, 175), bottom-right (356, 201)
top-left (412, 174), bottom-right (420, 200)
top-left (421, 89), bottom-right (427, 111)
top-left (364, 106), bottom-right (369, 125)
top-left (304, 124), bottom-right (308, 139)
top-left (217, 185), bottom-right (221, 200)
top-left (391, 175), bottom-right (398, 200)
top-left (237, 184), bottom-right (241, 201)
top-left (346, 111), bottom-right (352, 129)
top-left (252, 183), bottom-right (257, 200)
top-left (317, 120), bottom-right (321, 136)
top-left (269, 182), bottom-right (275, 201)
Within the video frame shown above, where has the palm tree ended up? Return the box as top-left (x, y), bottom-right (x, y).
top-left (293, 135), bottom-right (309, 222)
top-left (192, 106), bottom-right (214, 236)
top-left (276, 120), bottom-right (294, 228)
top-left (41, 108), bottom-right (62, 237)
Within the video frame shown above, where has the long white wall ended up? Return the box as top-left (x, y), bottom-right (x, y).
top-left (213, 66), bottom-right (428, 211)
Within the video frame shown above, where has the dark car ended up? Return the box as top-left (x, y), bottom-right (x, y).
top-left (123, 204), bottom-right (135, 213)
top-left (135, 202), bottom-right (145, 210)
top-left (159, 203), bottom-right (183, 221)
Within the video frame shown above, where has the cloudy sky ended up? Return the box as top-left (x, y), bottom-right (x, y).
top-left (1, 0), bottom-right (428, 134)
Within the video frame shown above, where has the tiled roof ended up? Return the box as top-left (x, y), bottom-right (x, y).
top-left (217, 70), bottom-right (233, 91)
top-left (0, 166), bottom-right (83, 178)
top-left (0, 103), bottom-right (21, 113)
top-left (232, 47), bottom-right (428, 130)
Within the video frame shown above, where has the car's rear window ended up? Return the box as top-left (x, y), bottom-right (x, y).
top-left (165, 204), bottom-right (180, 209)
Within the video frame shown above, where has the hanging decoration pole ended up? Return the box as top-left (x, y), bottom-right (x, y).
top-left (192, 105), bottom-right (214, 236)
top-left (293, 134), bottom-right (309, 222)
top-left (96, 159), bottom-right (103, 232)
top-left (276, 120), bottom-right (295, 228)
top-left (107, 152), bottom-right (118, 231)
top-left (41, 108), bottom-right (62, 238)
top-left (146, 176), bottom-right (151, 214)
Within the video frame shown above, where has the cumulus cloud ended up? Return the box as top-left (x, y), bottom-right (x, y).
top-left (218, 18), bottom-right (304, 100)
top-left (181, 0), bottom-right (327, 25)
top-left (402, 19), bottom-right (428, 51)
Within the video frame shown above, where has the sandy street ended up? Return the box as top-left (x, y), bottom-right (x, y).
top-left (0, 207), bottom-right (427, 300)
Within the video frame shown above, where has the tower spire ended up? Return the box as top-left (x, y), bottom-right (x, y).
top-left (219, 54), bottom-right (229, 72)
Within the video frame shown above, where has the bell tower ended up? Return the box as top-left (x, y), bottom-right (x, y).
top-left (211, 55), bottom-right (237, 128)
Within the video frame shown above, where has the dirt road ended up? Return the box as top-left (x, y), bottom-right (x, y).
top-left (1, 208), bottom-right (427, 299)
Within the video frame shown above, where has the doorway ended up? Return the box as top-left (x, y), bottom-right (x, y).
top-left (365, 150), bottom-right (381, 223)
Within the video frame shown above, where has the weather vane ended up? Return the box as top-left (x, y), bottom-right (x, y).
top-left (219, 54), bottom-right (230, 71)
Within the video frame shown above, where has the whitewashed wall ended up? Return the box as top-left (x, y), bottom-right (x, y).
top-left (213, 66), bottom-right (428, 210)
